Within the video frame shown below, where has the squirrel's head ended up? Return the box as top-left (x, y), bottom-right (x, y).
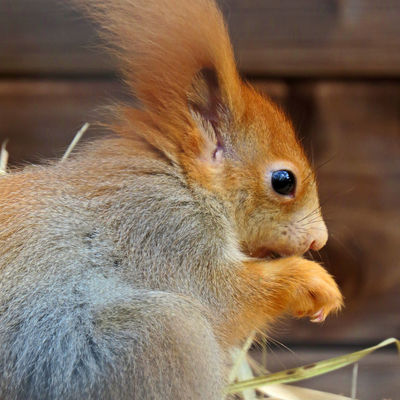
top-left (185, 68), bottom-right (327, 258)
top-left (90, 0), bottom-right (327, 258)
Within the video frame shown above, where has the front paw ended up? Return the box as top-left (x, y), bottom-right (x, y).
top-left (286, 258), bottom-right (343, 323)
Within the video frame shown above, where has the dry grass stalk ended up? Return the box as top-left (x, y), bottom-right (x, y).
top-left (228, 336), bottom-right (399, 399)
top-left (61, 123), bottom-right (90, 162)
top-left (0, 140), bottom-right (9, 175)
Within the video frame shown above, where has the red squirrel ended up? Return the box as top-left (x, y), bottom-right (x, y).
top-left (0, 0), bottom-right (343, 398)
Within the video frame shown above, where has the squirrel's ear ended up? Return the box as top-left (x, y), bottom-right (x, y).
top-left (187, 68), bottom-right (231, 161)
top-left (188, 68), bottom-right (224, 124)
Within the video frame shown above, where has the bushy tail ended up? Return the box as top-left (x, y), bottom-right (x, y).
top-left (76, 0), bottom-right (242, 159)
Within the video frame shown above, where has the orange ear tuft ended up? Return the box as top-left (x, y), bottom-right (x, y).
top-left (75, 0), bottom-right (243, 160)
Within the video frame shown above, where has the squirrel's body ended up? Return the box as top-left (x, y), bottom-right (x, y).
top-left (0, 0), bottom-right (343, 398)
top-left (0, 140), bottom-right (229, 398)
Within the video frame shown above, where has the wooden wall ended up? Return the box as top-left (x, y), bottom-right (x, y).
top-left (3, 0), bottom-right (400, 77)
top-left (1, 0), bottom-right (399, 350)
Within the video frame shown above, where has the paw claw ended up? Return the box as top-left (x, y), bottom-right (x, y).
top-left (310, 308), bottom-right (325, 323)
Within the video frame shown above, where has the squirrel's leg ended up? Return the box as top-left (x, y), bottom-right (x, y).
top-left (220, 257), bottom-right (343, 344)
top-left (92, 291), bottom-right (226, 400)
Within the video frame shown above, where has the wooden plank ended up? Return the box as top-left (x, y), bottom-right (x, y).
top-left (0, 79), bottom-right (399, 344)
top-left (0, 0), bottom-right (114, 76)
top-left (0, 80), bottom-right (125, 164)
top-left (1, 0), bottom-right (400, 77)
top-left (224, 0), bottom-right (400, 76)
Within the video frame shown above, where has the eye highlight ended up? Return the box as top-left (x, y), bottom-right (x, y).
top-left (271, 170), bottom-right (296, 196)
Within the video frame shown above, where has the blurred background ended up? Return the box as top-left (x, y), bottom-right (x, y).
top-left (0, 1), bottom-right (399, 398)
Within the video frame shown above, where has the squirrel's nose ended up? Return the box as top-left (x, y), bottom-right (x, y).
top-left (308, 221), bottom-right (328, 251)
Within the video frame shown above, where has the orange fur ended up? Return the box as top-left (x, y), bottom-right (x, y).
top-left (77, 0), bottom-right (242, 162)
top-left (219, 257), bottom-right (342, 346)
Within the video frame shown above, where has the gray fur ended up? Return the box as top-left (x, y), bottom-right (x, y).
top-left (0, 147), bottom-right (239, 399)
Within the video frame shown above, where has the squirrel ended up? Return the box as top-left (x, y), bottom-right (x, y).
top-left (0, 0), bottom-right (343, 398)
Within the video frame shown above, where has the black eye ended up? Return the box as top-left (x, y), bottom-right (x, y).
top-left (271, 170), bottom-right (296, 196)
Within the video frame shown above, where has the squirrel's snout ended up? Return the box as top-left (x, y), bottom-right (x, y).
top-left (308, 221), bottom-right (328, 252)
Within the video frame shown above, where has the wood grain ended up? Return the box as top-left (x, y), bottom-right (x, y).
top-left (2, 0), bottom-right (400, 77)
top-left (0, 79), bottom-right (399, 344)
top-left (0, 80), bottom-right (125, 164)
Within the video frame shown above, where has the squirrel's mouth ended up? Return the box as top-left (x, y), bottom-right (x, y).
top-left (247, 247), bottom-right (283, 260)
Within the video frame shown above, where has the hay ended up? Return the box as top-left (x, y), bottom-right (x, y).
top-left (61, 123), bottom-right (90, 162)
top-left (0, 140), bottom-right (9, 175)
top-left (227, 336), bottom-right (400, 399)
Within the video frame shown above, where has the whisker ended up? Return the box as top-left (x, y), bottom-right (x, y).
top-left (300, 218), bottom-right (325, 227)
top-left (301, 225), bottom-right (327, 232)
top-left (315, 250), bottom-right (323, 262)
top-left (329, 233), bottom-right (357, 261)
top-left (296, 204), bottom-right (322, 223)
top-left (261, 340), bottom-right (287, 370)
top-left (303, 153), bottom-right (337, 184)
top-left (297, 187), bottom-right (352, 225)
top-left (267, 336), bottom-right (296, 357)
top-left (314, 153), bottom-right (337, 173)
